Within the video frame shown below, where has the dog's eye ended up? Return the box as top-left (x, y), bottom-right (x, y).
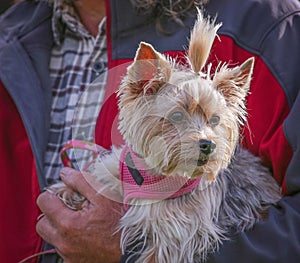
top-left (208, 115), bottom-right (220, 126)
top-left (169, 111), bottom-right (185, 123)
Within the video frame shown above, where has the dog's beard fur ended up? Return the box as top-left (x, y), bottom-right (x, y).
top-left (119, 148), bottom-right (281, 263)
top-left (49, 10), bottom-right (281, 263)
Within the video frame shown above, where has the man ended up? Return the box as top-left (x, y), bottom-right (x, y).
top-left (0, 0), bottom-right (299, 263)
top-left (0, 0), bottom-right (117, 262)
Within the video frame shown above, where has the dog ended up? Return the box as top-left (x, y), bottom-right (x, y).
top-left (50, 10), bottom-right (281, 263)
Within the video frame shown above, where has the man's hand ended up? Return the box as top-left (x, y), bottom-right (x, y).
top-left (36, 167), bottom-right (123, 263)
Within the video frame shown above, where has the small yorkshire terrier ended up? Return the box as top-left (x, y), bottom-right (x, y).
top-left (51, 10), bottom-right (281, 263)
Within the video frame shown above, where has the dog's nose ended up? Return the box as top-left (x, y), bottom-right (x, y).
top-left (199, 139), bottom-right (216, 156)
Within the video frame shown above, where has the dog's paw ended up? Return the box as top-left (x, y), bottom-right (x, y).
top-left (47, 182), bottom-right (87, 210)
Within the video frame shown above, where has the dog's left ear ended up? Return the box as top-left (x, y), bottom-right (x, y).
top-left (126, 42), bottom-right (171, 96)
top-left (213, 57), bottom-right (255, 106)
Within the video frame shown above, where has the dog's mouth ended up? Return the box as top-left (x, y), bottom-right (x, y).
top-left (197, 155), bottom-right (209, 166)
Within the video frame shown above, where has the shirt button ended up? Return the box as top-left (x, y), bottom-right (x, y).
top-left (93, 61), bottom-right (106, 74)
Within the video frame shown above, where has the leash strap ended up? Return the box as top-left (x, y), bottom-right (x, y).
top-left (18, 249), bottom-right (57, 263)
top-left (19, 140), bottom-right (108, 263)
top-left (60, 140), bottom-right (109, 168)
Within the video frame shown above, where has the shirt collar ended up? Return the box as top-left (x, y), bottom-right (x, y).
top-left (52, 0), bottom-right (105, 45)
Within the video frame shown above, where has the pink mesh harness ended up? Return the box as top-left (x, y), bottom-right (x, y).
top-left (120, 145), bottom-right (202, 208)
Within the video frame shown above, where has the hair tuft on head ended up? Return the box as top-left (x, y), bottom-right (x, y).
top-left (187, 9), bottom-right (222, 73)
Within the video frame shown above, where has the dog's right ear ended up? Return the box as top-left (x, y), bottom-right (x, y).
top-left (126, 42), bottom-right (171, 96)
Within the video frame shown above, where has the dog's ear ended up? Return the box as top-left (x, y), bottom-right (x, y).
top-left (126, 42), bottom-right (171, 96)
top-left (213, 57), bottom-right (254, 106)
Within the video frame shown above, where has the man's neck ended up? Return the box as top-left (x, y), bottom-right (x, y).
top-left (73, 0), bottom-right (106, 37)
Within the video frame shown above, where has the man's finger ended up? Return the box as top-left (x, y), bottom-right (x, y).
top-left (37, 190), bottom-right (77, 225)
top-left (60, 167), bottom-right (98, 201)
top-left (60, 167), bottom-right (123, 203)
top-left (36, 214), bottom-right (59, 246)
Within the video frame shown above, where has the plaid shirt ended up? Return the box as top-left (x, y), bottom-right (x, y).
top-left (44, 0), bottom-right (107, 184)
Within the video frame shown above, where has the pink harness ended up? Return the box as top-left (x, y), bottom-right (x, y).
top-left (60, 141), bottom-right (202, 209)
top-left (120, 145), bottom-right (202, 208)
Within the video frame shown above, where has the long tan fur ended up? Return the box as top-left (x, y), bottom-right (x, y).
top-left (187, 9), bottom-right (222, 73)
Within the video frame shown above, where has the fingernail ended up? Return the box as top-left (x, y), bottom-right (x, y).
top-left (60, 167), bottom-right (74, 178)
top-left (37, 213), bottom-right (45, 221)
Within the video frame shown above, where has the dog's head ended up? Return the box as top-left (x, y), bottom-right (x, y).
top-left (118, 11), bottom-right (254, 182)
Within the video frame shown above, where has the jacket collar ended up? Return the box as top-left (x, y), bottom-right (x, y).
top-left (0, 1), bottom-right (53, 189)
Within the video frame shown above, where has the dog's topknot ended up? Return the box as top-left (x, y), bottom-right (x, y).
top-left (187, 9), bottom-right (222, 73)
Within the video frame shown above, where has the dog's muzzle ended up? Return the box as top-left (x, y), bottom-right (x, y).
top-left (197, 139), bottom-right (216, 166)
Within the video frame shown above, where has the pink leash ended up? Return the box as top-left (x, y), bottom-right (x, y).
top-left (18, 249), bottom-right (57, 263)
top-left (18, 140), bottom-right (106, 263)
top-left (60, 140), bottom-right (108, 168)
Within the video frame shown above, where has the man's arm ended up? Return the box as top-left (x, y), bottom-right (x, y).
top-left (205, 193), bottom-right (300, 263)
